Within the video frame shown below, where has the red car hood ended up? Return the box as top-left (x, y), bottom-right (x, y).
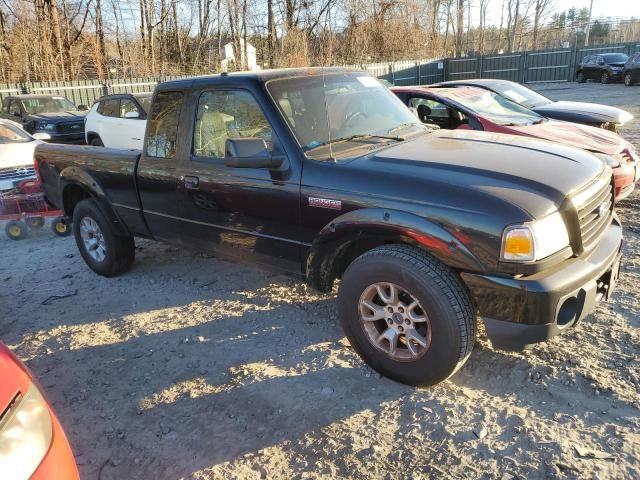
top-left (0, 343), bottom-right (30, 415)
top-left (507, 120), bottom-right (629, 156)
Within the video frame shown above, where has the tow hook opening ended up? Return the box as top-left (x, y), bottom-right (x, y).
top-left (557, 296), bottom-right (578, 327)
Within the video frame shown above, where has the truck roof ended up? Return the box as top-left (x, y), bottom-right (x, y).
top-left (157, 67), bottom-right (363, 91)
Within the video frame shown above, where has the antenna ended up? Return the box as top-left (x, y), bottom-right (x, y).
top-left (320, 67), bottom-right (335, 162)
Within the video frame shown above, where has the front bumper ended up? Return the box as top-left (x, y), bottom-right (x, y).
top-left (462, 217), bottom-right (623, 350)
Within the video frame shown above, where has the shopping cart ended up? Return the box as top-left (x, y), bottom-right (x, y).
top-left (0, 180), bottom-right (70, 240)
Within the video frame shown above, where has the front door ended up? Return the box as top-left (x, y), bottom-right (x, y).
top-left (174, 87), bottom-right (304, 274)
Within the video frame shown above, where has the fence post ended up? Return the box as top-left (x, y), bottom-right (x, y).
top-left (479, 54), bottom-right (483, 78)
top-left (522, 53), bottom-right (527, 83)
top-left (390, 63), bottom-right (395, 85)
top-left (416, 61), bottom-right (420, 85)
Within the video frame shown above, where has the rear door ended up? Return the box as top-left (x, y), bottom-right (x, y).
top-left (98, 98), bottom-right (121, 146)
top-left (172, 85), bottom-right (303, 273)
top-left (119, 97), bottom-right (146, 149)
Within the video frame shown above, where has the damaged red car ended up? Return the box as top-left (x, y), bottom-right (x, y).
top-left (0, 342), bottom-right (79, 480)
top-left (392, 86), bottom-right (639, 200)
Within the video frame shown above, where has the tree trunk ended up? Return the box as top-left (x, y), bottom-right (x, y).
top-left (456, 0), bottom-right (464, 56)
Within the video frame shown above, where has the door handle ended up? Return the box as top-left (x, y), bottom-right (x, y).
top-left (181, 175), bottom-right (200, 190)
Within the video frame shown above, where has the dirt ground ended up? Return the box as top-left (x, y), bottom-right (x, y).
top-left (1, 82), bottom-right (639, 480)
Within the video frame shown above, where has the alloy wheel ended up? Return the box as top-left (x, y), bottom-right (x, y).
top-left (79, 217), bottom-right (107, 262)
top-left (358, 282), bottom-right (432, 361)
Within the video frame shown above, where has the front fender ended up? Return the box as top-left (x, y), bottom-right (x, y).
top-left (307, 208), bottom-right (486, 291)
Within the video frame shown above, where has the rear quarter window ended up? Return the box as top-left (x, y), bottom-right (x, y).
top-left (145, 92), bottom-right (183, 159)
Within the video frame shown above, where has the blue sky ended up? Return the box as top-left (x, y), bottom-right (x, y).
top-left (483, 0), bottom-right (640, 26)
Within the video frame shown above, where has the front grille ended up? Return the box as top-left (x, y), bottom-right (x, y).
top-left (575, 178), bottom-right (614, 251)
top-left (56, 122), bottom-right (84, 134)
top-left (0, 166), bottom-right (36, 181)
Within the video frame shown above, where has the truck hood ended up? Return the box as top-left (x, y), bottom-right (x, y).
top-left (29, 111), bottom-right (86, 121)
top-left (505, 120), bottom-right (629, 156)
top-left (0, 141), bottom-right (39, 169)
top-left (364, 129), bottom-right (604, 218)
top-left (534, 101), bottom-right (633, 124)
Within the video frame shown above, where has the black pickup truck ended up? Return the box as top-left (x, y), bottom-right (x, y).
top-left (35, 68), bottom-right (623, 386)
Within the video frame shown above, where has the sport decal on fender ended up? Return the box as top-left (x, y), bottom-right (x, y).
top-left (308, 197), bottom-right (342, 211)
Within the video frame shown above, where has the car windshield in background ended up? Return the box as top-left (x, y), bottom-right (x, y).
top-left (603, 54), bottom-right (629, 64)
top-left (135, 95), bottom-right (152, 114)
top-left (490, 82), bottom-right (551, 109)
top-left (448, 89), bottom-right (544, 126)
top-left (0, 123), bottom-right (31, 143)
top-left (22, 97), bottom-right (77, 114)
top-left (267, 72), bottom-right (425, 159)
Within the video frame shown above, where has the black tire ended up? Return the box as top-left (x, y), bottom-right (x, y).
top-left (90, 136), bottom-right (104, 147)
top-left (25, 217), bottom-right (45, 229)
top-left (338, 244), bottom-right (476, 386)
top-left (576, 71), bottom-right (585, 83)
top-left (5, 220), bottom-right (28, 240)
top-left (601, 72), bottom-right (610, 84)
top-left (51, 216), bottom-right (72, 236)
top-left (72, 199), bottom-right (135, 277)
top-left (624, 73), bottom-right (633, 87)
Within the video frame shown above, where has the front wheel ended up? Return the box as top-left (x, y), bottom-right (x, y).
top-left (72, 199), bottom-right (135, 277)
top-left (338, 245), bottom-right (476, 386)
top-left (90, 136), bottom-right (104, 147)
top-left (601, 72), bottom-right (610, 84)
top-left (625, 73), bottom-right (633, 86)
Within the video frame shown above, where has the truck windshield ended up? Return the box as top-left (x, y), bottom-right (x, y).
top-left (267, 72), bottom-right (425, 159)
top-left (22, 97), bottom-right (77, 114)
top-left (446, 89), bottom-right (544, 126)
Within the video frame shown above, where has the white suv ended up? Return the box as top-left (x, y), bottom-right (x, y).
top-left (85, 93), bottom-right (151, 149)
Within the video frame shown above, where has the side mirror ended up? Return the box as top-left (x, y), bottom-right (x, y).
top-left (224, 138), bottom-right (284, 169)
top-left (77, 105), bottom-right (89, 111)
top-left (124, 111), bottom-right (140, 119)
top-left (31, 132), bottom-right (51, 141)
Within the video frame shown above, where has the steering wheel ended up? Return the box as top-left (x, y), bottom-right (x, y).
top-left (344, 110), bottom-right (369, 131)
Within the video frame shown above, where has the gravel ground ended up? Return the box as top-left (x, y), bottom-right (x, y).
top-left (1, 82), bottom-right (639, 480)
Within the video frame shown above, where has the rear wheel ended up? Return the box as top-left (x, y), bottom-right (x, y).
top-left (72, 199), bottom-right (135, 277)
top-left (338, 245), bottom-right (476, 386)
top-left (625, 73), bottom-right (633, 86)
top-left (601, 72), bottom-right (610, 84)
top-left (51, 216), bottom-right (71, 236)
top-left (576, 71), bottom-right (585, 83)
top-left (90, 136), bottom-right (104, 147)
top-left (5, 220), bottom-right (28, 240)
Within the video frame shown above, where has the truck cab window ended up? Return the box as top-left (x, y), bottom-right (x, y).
top-left (145, 92), bottom-right (183, 159)
top-left (120, 99), bottom-right (139, 118)
top-left (100, 99), bottom-right (120, 117)
top-left (193, 90), bottom-right (273, 159)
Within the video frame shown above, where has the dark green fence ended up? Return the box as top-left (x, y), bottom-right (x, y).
top-left (1, 41), bottom-right (639, 104)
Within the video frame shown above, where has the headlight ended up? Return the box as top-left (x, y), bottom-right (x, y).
top-left (501, 212), bottom-right (570, 262)
top-left (0, 383), bottom-right (53, 480)
top-left (38, 123), bottom-right (56, 131)
top-left (594, 153), bottom-right (620, 168)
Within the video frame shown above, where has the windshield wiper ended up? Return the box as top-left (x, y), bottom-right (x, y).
top-left (532, 119), bottom-right (546, 125)
top-left (387, 122), bottom-right (422, 135)
top-left (305, 134), bottom-right (404, 151)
